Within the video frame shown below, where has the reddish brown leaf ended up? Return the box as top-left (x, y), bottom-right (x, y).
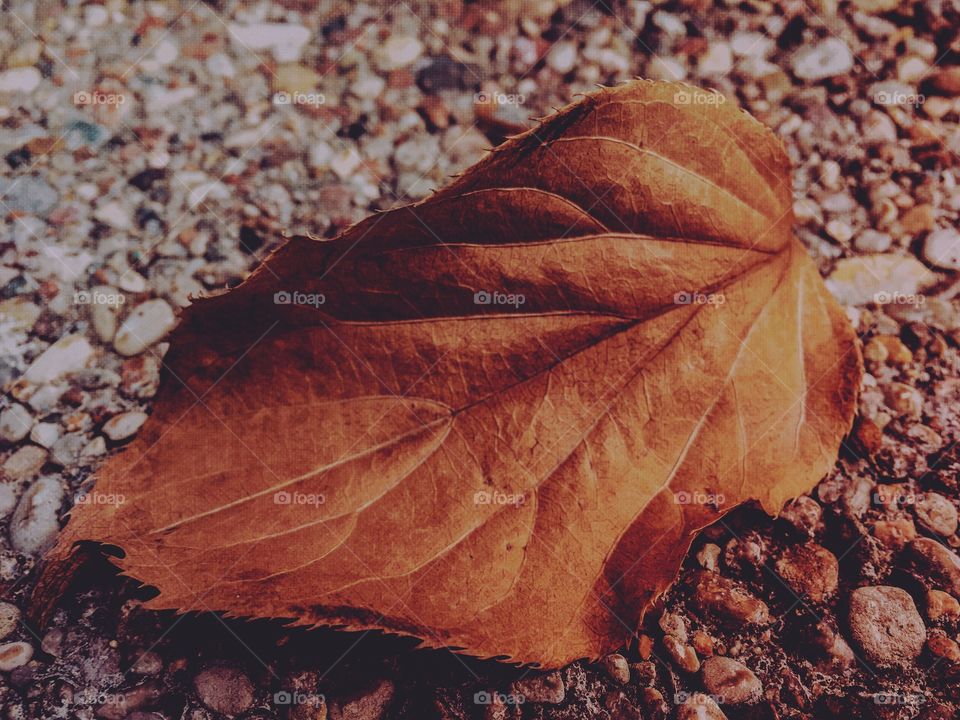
top-left (39, 80), bottom-right (861, 666)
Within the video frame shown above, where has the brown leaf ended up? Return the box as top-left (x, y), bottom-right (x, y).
top-left (38, 80), bottom-right (861, 666)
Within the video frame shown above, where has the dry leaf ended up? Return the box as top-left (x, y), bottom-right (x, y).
top-left (38, 80), bottom-right (861, 666)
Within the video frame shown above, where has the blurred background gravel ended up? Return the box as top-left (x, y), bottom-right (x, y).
top-left (3, 0), bottom-right (960, 718)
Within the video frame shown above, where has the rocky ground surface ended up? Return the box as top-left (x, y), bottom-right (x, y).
top-left (2, 0), bottom-right (960, 718)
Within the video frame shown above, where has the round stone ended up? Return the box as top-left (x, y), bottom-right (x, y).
top-left (701, 656), bottom-right (762, 705)
top-left (848, 586), bottom-right (926, 667)
top-left (194, 667), bottom-right (255, 715)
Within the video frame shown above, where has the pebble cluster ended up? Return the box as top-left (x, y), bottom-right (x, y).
top-left (1, 0), bottom-right (960, 718)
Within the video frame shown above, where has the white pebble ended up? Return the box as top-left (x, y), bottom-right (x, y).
top-left (330, 148), bottom-right (362, 180)
top-left (24, 335), bottom-right (94, 384)
top-left (0, 68), bottom-right (42, 94)
top-left (547, 42), bottom-right (578, 74)
top-left (103, 411), bottom-right (148, 442)
top-left (375, 36), bottom-right (424, 71)
top-left (792, 38), bottom-right (853, 81)
top-left (923, 228), bottom-right (960, 271)
top-left (9, 476), bottom-right (63, 556)
top-left (0, 405), bottom-right (32, 444)
top-left (0, 641), bottom-right (32, 671)
top-left (206, 53), bottom-right (236, 78)
top-left (29, 423), bottom-right (59, 449)
top-left (227, 23), bottom-right (311, 63)
top-left (94, 201), bottom-right (133, 230)
top-left (114, 299), bottom-right (177, 356)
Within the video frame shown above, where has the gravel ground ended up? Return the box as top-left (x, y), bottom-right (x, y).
top-left (2, 0), bottom-right (960, 718)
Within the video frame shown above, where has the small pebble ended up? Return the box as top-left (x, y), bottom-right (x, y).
top-left (0, 176), bottom-right (59, 217)
top-left (2, 445), bottom-right (47, 481)
top-left (699, 42), bottom-right (733, 75)
top-left (779, 496), bottom-right (822, 536)
top-left (93, 201), bottom-right (133, 230)
top-left (927, 590), bottom-right (960, 621)
top-left (928, 67), bottom-right (960, 96)
top-left (690, 571), bottom-right (770, 627)
top-left (923, 228), bottom-right (960, 271)
top-left (900, 204), bottom-right (935, 235)
top-left (23, 335), bottom-right (94, 384)
top-left (0, 298), bottom-right (41, 333)
top-left (873, 335), bottom-right (913, 365)
top-left (330, 148), bottom-right (363, 180)
top-left (0, 603), bottom-right (20, 641)
top-left (9, 475), bottom-right (63, 554)
top-left (700, 656), bottom-right (762, 705)
top-left (696, 543), bottom-right (721, 570)
top-left (791, 38), bottom-right (854, 81)
top-left (811, 621), bottom-right (856, 668)
top-left (825, 219), bottom-right (852, 244)
top-left (848, 585), bottom-right (926, 667)
top-left (0, 68), bottom-right (42, 94)
top-left (102, 411), bottom-right (148, 442)
top-left (194, 667), bottom-right (255, 715)
top-left (81, 436), bottom-right (107, 460)
top-left (131, 650), bottom-right (163, 675)
top-left (114, 300), bottom-right (176, 356)
top-left (227, 23), bottom-right (310, 62)
top-left (0, 485), bottom-right (14, 518)
top-left (863, 337), bottom-right (890, 364)
top-left (691, 630), bottom-right (714, 657)
top-left (0, 641), bottom-right (32, 671)
top-left (927, 634), bottom-right (960, 663)
top-left (884, 382), bottom-right (923, 420)
top-left (663, 635), bottom-right (700, 672)
top-left (872, 518), bottom-right (917, 549)
top-left (547, 42), bottom-right (578, 74)
top-left (775, 542), bottom-right (839, 602)
top-left (120, 356), bottom-right (161, 399)
top-left (915, 492), bottom-right (959, 537)
top-left (50, 433), bottom-right (85, 468)
top-left (0, 405), bottom-right (32, 443)
top-left (330, 679), bottom-right (394, 719)
top-left (375, 36), bottom-right (424, 71)
top-left (903, 538), bottom-right (960, 598)
top-left (510, 671), bottom-right (564, 704)
top-left (601, 653), bottom-right (630, 684)
top-left (28, 422), bottom-right (58, 449)
top-left (659, 611), bottom-right (688, 643)
top-left (855, 229), bottom-right (893, 253)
